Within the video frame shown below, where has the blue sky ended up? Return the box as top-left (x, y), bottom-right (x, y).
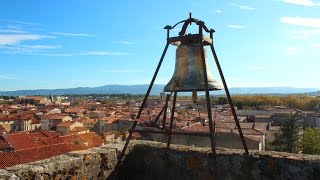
top-left (0, 0), bottom-right (320, 91)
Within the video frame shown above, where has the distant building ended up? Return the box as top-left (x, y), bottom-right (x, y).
top-left (19, 96), bottom-right (50, 105)
top-left (40, 114), bottom-right (72, 130)
top-left (0, 113), bottom-right (35, 132)
top-left (56, 121), bottom-right (87, 135)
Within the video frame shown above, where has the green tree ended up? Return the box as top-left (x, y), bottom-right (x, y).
top-left (272, 115), bottom-right (302, 153)
top-left (217, 97), bottom-right (227, 105)
top-left (302, 128), bottom-right (320, 155)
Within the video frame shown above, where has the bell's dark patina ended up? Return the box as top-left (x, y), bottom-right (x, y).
top-left (164, 44), bottom-right (222, 92)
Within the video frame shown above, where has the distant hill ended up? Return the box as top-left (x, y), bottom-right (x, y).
top-left (0, 85), bottom-right (319, 96)
top-left (225, 87), bottom-right (320, 95)
top-left (0, 85), bottom-right (164, 96)
top-left (307, 91), bottom-right (320, 96)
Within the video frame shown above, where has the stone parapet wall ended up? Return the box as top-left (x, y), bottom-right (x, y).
top-left (1, 140), bottom-right (320, 179)
top-left (0, 145), bottom-right (119, 179)
top-left (118, 142), bottom-right (320, 180)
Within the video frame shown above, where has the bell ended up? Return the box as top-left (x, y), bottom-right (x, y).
top-left (164, 44), bottom-right (222, 92)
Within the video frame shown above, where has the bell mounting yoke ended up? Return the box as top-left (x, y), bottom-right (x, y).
top-left (165, 13), bottom-right (214, 46)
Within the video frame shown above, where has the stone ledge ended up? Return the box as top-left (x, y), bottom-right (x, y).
top-left (117, 141), bottom-right (320, 180)
top-left (1, 140), bottom-right (320, 180)
top-left (1, 145), bottom-right (119, 179)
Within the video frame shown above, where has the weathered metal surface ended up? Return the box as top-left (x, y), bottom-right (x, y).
top-left (167, 91), bottom-right (177, 148)
top-left (168, 34), bottom-right (212, 46)
top-left (164, 44), bottom-right (222, 92)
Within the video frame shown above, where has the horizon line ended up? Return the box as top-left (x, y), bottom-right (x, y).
top-left (0, 84), bottom-right (319, 92)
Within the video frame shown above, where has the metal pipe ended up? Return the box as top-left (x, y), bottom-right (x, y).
top-left (137, 43), bottom-right (170, 119)
top-left (154, 108), bottom-right (164, 124)
top-left (115, 41), bottom-right (170, 170)
top-left (167, 91), bottom-right (177, 148)
top-left (162, 93), bottom-right (172, 130)
top-left (199, 22), bottom-right (218, 178)
top-left (113, 121), bottom-right (137, 171)
top-left (209, 30), bottom-right (249, 154)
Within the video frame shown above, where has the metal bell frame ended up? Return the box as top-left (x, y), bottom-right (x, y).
top-left (115, 14), bottom-right (249, 178)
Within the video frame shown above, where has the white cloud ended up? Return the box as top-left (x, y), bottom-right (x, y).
top-left (282, 0), bottom-right (320, 6)
top-left (230, 3), bottom-right (255, 10)
top-left (228, 24), bottom-right (246, 29)
top-left (0, 50), bottom-right (73, 56)
top-left (280, 17), bottom-right (320, 28)
top-left (0, 29), bottom-right (25, 34)
top-left (215, 9), bottom-right (223, 13)
top-left (51, 32), bottom-right (95, 37)
top-left (0, 34), bottom-right (53, 45)
top-left (113, 41), bottom-right (134, 45)
top-left (21, 45), bottom-right (62, 49)
top-left (0, 50), bottom-right (128, 57)
top-left (0, 44), bottom-right (62, 55)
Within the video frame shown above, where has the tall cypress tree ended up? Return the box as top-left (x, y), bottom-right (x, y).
top-left (272, 115), bottom-right (302, 153)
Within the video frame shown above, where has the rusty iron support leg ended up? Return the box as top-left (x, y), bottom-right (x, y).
top-left (154, 107), bottom-right (164, 124)
top-left (167, 91), bottom-right (177, 148)
top-left (113, 121), bottom-right (137, 172)
top-left (136, 43), bottom-right (170, 119)
top-left (209, 30), bottom-right (249, 154)
top-left (154, 92), bottom-right (172, 126)
top-left (162, 93), bottom-right (172, 130)
top-left (199, 23), bottom-right (218, 178)
top-left (115, 43), bottom-right (170, 171)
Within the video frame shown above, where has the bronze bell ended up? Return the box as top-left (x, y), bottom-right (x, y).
top-left (164, 44), bottom-right (222, 92)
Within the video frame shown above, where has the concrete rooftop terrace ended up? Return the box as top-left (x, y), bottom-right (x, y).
top-left (1, 140), bottom-right (320, 179)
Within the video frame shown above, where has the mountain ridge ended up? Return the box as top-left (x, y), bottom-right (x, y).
top-left (0, 85), bottom-right (319, 96)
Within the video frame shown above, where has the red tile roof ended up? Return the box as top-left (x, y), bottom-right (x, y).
top-left (235, 128), bottom-right (264, 136)
top-left (41, 114), bottom-right (69, 120)
top-left (31, 118), bottom-right (41, 124)
top-left (0, 132), bottom-right (103, 168)
top-left (78, 117), bottom-right (95, 124)
top-left (27, 132), bottom-right (48, 140)
top-left (56, 121), bottom-right (73, 127)
top-left (38, 130), bottom-right (60, 138)
top-left (181, 123), bottom-right (210, 132)
top-left (62, 132), bottom-right (102, 148)
top-left (0, 151), bottom-right (23, 168)
top-left (0, 143), bottom-right (83, 169)
top-left (100, 116), bottom-right (119, 124)
top-left (0, 136), bottom-right (11, 150)
top-left (0, 115), bottom-right (16, 122)
top-left (3, 132), bottom-right (38, 150)
top-left (77, 132), bottom-right (103, 147)
top-left (71, 127), bottom-right (89, 133)
top-left (64, 107), bottom-right (84, 113)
